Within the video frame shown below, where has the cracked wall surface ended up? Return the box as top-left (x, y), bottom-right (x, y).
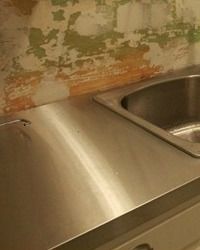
top-left (1, 0), bottom-right (200, 114)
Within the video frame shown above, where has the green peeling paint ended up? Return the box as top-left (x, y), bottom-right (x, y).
top-left (95, 0), bottom-right (106, 5)
top-left (3, 0), bottom-right (200, 99)
top-left (137, 22), bottom-right (200, 47)
top-left (51, 0), bottom-right (79, 6)
top-left (2, 0), bottom-right (200, 115)
top-left (68, 12), bottom-right (81, 28)
top-left (28, 28), bottom-right (59, 59)
top-left (63, 30), bottom-right (124, 57)
top-left (52, 9), bottom-right (65, 21)
top-left (12, 57), bottom-right (24, 72)
top-left (64, 31), bottom-right (106, 56)
top-left (188, 28), bottom-right (200, 43)
top-left (12, 0), bottom-right (200, 65)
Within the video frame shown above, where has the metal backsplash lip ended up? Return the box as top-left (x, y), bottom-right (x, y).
top-left (94, 74), bottom-right (200, 158)
top-left (0, 119), bottom-right (31, 127)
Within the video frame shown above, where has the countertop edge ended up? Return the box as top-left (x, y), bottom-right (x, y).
top-left (52, 177), bottom-right (200, 250)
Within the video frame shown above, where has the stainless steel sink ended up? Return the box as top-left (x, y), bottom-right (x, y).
top-left (94, 74), bottom-right (200, 157)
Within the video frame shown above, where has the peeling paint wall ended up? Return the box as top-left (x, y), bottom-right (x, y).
top-left (1, 0), bottom-right (200, 114)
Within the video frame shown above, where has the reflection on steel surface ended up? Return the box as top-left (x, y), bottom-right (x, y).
top-left (1, 85), bottom-right (200, 249)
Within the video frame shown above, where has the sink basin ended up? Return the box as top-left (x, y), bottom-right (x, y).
top-left (94, 74), bottom-right (200, 157)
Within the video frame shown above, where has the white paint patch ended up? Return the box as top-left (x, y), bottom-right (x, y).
top-left (74, 11), bottom-right (109, 36)
top-left (144, 38), bottom-right (190, 71)
top-left (116, 2), bottom-right (150, 33)
top-left (125, 33), bottom-right (143, 47)
top-left (19, 53), bottom-right (45, 71)
top-left (176, 0), bottom-right (184, 20)
top-left (151, 3), bottom-right (170, 29)
top-left (68, 49), bottom-right (80, 63)
top-left (187, 42), bottom-right (200, 65)
top-left (30, 0), bottom-right (70, 32)
top-left (182, 0), bottom-right (200, 24)
top-left (75, 14), bottom-right (99, 36)
top-left (33, 70), bottom-right (69, 104)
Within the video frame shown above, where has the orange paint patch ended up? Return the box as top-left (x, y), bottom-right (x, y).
top-left (3, 71), bottom-right (42, 114)
top-left (57, 48), bottom-right (162, 96)
top-left (3, 96), bottom-right (35, 114)
top-left (69, 64), bottom-right (161, 96)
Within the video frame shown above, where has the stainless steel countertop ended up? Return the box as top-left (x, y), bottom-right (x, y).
top-left (1, 91), bottom-right (200, 250)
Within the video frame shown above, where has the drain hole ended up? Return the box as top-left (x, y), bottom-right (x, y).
top-left (121, 97), bottom-right (128, 109)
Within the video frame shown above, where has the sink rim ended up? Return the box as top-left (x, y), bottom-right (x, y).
top-left (94, 73), bottom-right (200, 158)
